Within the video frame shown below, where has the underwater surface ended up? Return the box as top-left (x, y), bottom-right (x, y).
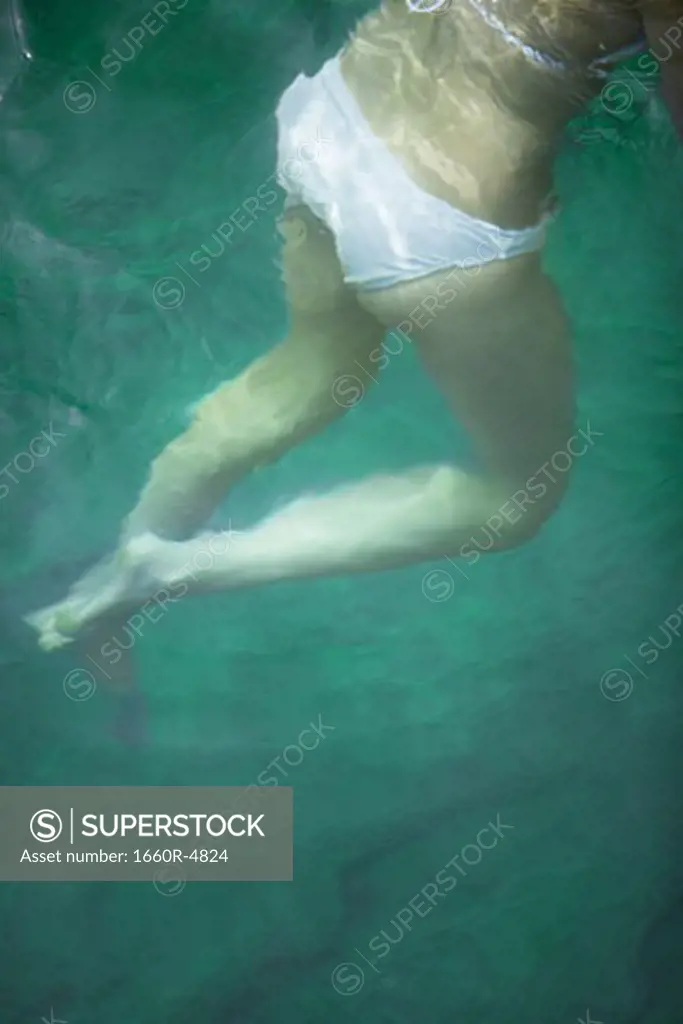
top-left (0, 1), bottom-right (682, 1022)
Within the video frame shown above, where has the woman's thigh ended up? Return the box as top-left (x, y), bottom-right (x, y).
top-left (356, 256), bottom-right (576, 488)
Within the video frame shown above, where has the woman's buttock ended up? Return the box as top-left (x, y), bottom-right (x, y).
top-left (355, 249), bottom-right (544, 332)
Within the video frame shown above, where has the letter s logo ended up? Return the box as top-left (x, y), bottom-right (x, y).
top-left (30, 809), bottom-right (63, 843)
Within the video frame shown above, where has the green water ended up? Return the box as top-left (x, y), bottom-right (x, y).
top-left (1, 2), bottom-right (682, 1022)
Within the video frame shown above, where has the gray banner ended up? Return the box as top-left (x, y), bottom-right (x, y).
top-left (0, 787), bottom-right (292, 882)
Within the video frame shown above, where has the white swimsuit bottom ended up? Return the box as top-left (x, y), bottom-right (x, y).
top-left (275, 54), bottom-right (553, 293)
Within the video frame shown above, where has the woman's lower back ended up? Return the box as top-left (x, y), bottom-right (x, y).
top-left (340, 0), bottom-right (644, 227)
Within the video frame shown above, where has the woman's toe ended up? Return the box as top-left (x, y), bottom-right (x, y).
top-left (39, 627), bottom-right (73, 652)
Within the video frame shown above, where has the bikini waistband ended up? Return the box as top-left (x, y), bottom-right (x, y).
top-left (463, 0), bottom-right (647, 80)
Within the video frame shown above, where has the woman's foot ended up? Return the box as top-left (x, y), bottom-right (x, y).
top-left (24, 533), bottom-right (180, 651)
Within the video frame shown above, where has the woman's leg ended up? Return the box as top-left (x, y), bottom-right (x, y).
top-left (119, 258), bottom-right (578, 594)
top-left (26, 205), bottom-right (387, 648)
top-left (29, 251), bottom-right (578, 636)
top-left (123, 205), bottom-right (387, 542)
top-left (82, 257), bottom-right (579, 605)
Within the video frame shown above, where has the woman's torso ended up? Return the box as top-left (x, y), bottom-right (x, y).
top-left (340, 0), bottom-right (644, 227)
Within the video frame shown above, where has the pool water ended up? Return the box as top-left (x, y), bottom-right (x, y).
top-left (1, 2), bottom-right (682, 1023)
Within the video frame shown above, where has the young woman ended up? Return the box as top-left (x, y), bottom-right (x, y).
top-left (28, 0), bottom-right (683, 649)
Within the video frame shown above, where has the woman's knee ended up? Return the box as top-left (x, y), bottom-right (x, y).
top-left (456, 470), bottom-right (569, 561)
top-left (507, 470), bottom-right (569, 545)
